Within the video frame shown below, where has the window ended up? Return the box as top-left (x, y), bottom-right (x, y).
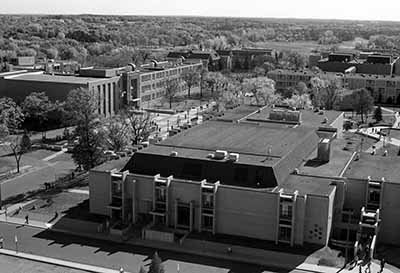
top-left (202, 215), bottom-right (213, 230)
top-left (280, 203), bottom-right (293, 219)
top-left (279, 226), bottom-right (291, 242)
top-left (369, 189), bottom-right (380, 203)
top-left (155, 187), bottom-right (166, 202)
top-left (202, 193), bottom-right (213, 209)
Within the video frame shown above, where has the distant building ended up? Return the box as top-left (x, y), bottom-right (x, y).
top-left (167, 50), bottom-right (220, 71)
top-left (121, 60), bottom-right (203, 108)
top-left (0, 67), bottom-right (122, 117)
top-left (316, 52), bottom-right (400, 76)
top-left (267, 68), bottom-right (400, 105)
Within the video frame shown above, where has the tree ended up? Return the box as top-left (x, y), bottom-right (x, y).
top-left (350, 88), bottom-right (374, 124)
top-left (242, 77), bottom-right (278, 106)
top-left (148, 252), bottom-right (165, 273)
top-left (199, 68), bottom-right (208, 98)
top-left (138, 266), bottom-right (147, 273)
top-left (103, 116), bottom-right (130, 152)
top-left (310, 77), bottom-right (342, 110)
top-left (374, 106), bottom-right (383, 122)
top-left (181, 69), bottom-right (200, 98)
top-left (9, 133), bottom-right (31, 173)
top-left (0, 97), bottom-right (24, 135)
top-left (65, 88), bottom-right (104, 170)
top-left (284, 94), bottom-right (312, 109)
top-left (282, 51), bottom-right (306, 69)
top-left (22, 92), bottom-right (53, 137)
top-left (124, 110), bottom-right (152, 145)
top-left (164, 78), bottom-right (179, 109)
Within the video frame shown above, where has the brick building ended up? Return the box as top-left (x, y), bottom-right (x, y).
top-left (267, 68), bottom-right (400, 105)
top-left (122, 60), bottom-right (203, 108)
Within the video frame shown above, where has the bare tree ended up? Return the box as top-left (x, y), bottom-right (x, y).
top-left (125, 110), bottom-right (153, 145)
top-left (9, 133), bottom-right (31, 173)
top-left (164, 78), bottom-right (179, 109)
top-left (103, 116), bottom-right (130, 152)
top-left (181, 69), bottom-right (200, 98)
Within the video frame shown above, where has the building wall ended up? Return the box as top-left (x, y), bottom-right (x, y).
top-left (294, 196), bottom-right (306, 245)
top-left (377, 182), bottom-right (400, 245)
top-left (89, 170), bottom-right (112, 217)
top-left (168, 179), bottom-right (201, 228)
top-left (356, 63), bottom-right (393, 76)
top-left (304, 194), bottom-right (333, 245)
top-left (89, 170), bottom-right (337, 246)
top-left (0, 78), bottom-right (86, 103)
top-left (317, 61), bottom-right (354, 73)
top-left (216, 185), bottom-right (279, 240)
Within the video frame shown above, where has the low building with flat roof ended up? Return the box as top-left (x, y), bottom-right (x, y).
top-left (89, 105), bottom-right (344, 247)
top-left (0, 69), bottom-right (122, 117)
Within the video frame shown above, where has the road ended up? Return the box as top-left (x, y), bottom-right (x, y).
top-left (0, 222), bottom-right (279, 273)
top-left (0, 253), bottom-right (87, 273)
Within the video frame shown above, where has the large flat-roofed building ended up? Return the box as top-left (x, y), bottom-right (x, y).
top-left (122, 60), bottom-right (203, 108)
top-left (0, 68), bottom-right (122, 117)
top-left (316, 52), bottom-right (400, 76)
top-left (89, 106), bottom-right (344, 247)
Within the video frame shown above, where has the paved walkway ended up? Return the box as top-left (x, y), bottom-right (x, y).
top-left (42, 149), bottom-right (67, 162)
top-left (0, 248), bottom-right (130, 273)
top-left (0, 194), bottom-right (399, 273)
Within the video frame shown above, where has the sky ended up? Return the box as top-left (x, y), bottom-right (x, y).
top-left (1, 0), bottom-right (400, 21)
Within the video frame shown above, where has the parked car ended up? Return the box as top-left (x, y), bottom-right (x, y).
top-left (104, 150), bottom-right (119, 160)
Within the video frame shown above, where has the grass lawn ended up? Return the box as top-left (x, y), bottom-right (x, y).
top-left (0, 149), bottom-right (54, 174)
top-left (16, 191), bottom-right (89, 222)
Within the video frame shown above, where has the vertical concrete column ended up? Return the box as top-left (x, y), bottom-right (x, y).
top-left (275, 190), bottom-right (281, 245)
top-left (189, 201), bottom-right (194, 232)
top-left (174, 199), bottom-right (178, 230)
top-left (131, 179), bottom-right (136, 223)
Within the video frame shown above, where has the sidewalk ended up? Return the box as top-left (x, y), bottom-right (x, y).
top-left (0, 248), bottom-right (130, 273)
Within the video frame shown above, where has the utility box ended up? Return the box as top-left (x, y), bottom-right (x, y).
top-left (317, 138), bottom-right (331, 162)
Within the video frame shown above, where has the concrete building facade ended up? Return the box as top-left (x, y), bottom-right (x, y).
top-left (89, 106), bottom-right (344, 247)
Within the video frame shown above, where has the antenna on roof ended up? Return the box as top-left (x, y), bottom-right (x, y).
top-left (266, 145), bottom-right (272, 161)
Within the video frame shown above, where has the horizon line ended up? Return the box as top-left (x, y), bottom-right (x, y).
top-left (0, 13), bottom-right (399, 23)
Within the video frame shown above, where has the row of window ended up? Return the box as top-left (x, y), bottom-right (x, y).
top-left (140, 64), bottom-right (202, 82)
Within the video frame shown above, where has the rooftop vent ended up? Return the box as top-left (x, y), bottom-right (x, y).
top-left (214, 150), bottom-right (228, 160)
top-left (170, 151), bottom-right (178, 157)
top-left (228, 153), bottom-right (239, 162)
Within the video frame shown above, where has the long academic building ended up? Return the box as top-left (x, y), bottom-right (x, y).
top-left (0, 59), bottom-right (204, 115)
top-left (268, 68), bottom-right (400, 105)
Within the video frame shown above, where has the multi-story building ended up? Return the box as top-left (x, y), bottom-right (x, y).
top-left (0, 67), bottom-right (123, 117)
top-left (167, 50), bottom-right (220, 71)
top-left (122, 60), bottom-right (203, 108)
top-left (316, 52), bottom-right (400, 76)
top-left (268, 68), bottom-right (400, 105)
top-left (89, 105), bottom-right (346, 247)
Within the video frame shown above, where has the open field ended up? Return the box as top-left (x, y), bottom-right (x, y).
top-left (0, 149), bottom-right (76, 201)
